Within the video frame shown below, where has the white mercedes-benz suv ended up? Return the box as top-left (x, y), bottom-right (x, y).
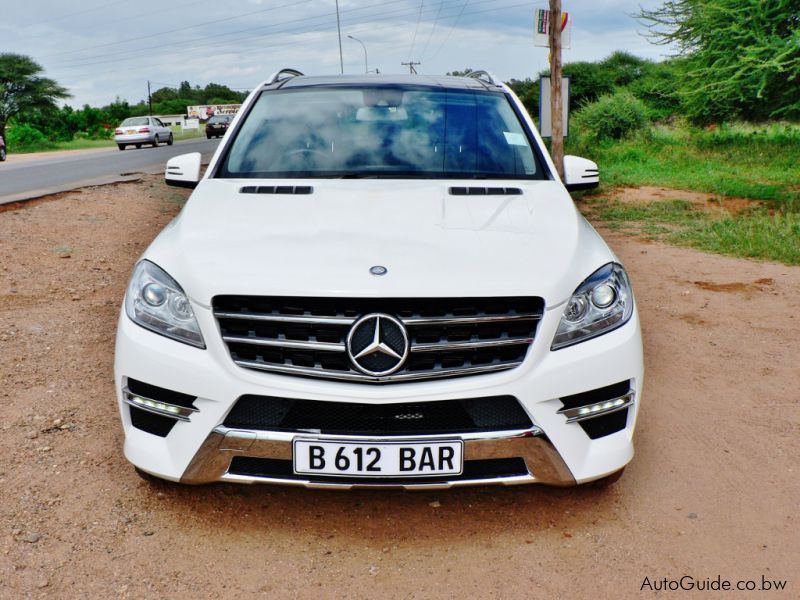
top-left (115, 70), bottom-right (643, 489)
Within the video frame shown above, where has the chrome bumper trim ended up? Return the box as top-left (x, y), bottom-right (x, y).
top-left (180, 426), bottom-right (576, 488)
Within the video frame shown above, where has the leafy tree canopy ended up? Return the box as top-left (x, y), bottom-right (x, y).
top-left (638, 0), bottom-right (800, 122)
top-left (0, 53), bottom-right (69, 136)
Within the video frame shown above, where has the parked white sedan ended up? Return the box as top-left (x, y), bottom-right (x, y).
top-left (114, 116), bottom-right (173, 150)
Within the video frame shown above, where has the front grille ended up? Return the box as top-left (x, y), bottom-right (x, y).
top-left (213, 296), bottom-right (544, 383)
top-left (227, 456), bottom-right (529, 484)
top-left (222, 395), bottom-right (533, 435)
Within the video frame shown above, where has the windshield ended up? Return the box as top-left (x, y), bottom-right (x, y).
top-left (121, 117), bottom-right (149, 126)
top-left (217, 86), bottom-right (544, 179)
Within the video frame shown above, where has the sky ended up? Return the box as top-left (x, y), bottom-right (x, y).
top-left (2, 0), bottom-right (675, 107)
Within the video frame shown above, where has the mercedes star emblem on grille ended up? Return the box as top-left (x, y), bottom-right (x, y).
top-left (369, 265), bottom-right (388, 276)
top-left (346, 313), bottom-right (409, 376)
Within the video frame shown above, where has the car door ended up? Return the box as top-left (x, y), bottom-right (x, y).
top-left (154, 118), bottom-right (168, 136)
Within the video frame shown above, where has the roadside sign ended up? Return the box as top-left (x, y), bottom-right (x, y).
top-left (539, 77), bottom-right (570, 137)
top-left (534, 8), bottom-right (571, 49)
top-left (182, 118), bottom-right (200, 130)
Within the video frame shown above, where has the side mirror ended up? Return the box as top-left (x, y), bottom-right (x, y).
top-left (165, 152), bottom-right (202, 189)
top-left (563, 155), bottom-right (599, 192)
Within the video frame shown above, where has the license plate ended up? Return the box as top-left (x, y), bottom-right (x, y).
top-left (126, 129), bottom-right (136, 134)
top-left (293, 439), bottom-right (463, 478)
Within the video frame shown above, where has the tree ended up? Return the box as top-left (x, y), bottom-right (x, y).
top-left (0, 53), bottom-right (69, 139)
top-left (638, 0), bottom-right (800, 123)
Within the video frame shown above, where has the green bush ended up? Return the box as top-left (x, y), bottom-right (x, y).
top-left (573, 91), bottom-right (649, 141)
top-left (5, 124), bottom-right (53, 150)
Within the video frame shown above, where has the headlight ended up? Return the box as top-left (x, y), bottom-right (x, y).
top-left (124, 260), bottom-right (205, 348)
top-left (552, 263), bottom-right (633, 350)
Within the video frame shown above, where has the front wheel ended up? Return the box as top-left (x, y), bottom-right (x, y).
top-left (0, 147), bottom-right (6, 161)
top-left (586, 467), bottom-right (626, 488)
top-left (167, 133), bottom-right (174, 146)
top-left (152, 135), bottom-right (159, 147)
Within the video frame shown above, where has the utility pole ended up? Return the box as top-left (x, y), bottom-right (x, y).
top-left (335, 0), bottom-right (344, 74)
top-left (548, 0), bottom-right (564, 179)
top-left (147, 80), bottom-right (152, 116)
top-left (401, 61), bottom-right (421, 74)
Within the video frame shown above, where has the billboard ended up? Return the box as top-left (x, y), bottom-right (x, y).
top-left (534, 9), bottom-right (572, 49)
top-left (187, 104), bottom-right (241, 121)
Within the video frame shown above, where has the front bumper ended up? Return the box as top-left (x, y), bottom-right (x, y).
top-left (181, 427), bottom-right (575, 489)
top-left (115, 299), bottom-right (644, 488)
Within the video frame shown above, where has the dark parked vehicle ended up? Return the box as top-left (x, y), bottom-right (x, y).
top-left (0, 135), bottom-right (6, 161)
top-left (205, 115), bottom-right (233, 139)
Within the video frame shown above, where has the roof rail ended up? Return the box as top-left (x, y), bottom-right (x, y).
top-left (269, 68), bottom-right (304, 85)
top-left (467, 70), bottom-right (500, 87)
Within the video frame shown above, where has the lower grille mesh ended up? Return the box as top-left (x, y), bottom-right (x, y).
top-left (223, 395), bottom-right (533, 435)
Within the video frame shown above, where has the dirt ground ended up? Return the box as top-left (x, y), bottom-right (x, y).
top-left (0, 176), bottom-right (797, 598)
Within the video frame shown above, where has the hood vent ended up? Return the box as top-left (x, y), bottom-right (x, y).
top-left (240, 185), bottom-right (314, 195)
top-left (449, 187), bottom-right (522, 196)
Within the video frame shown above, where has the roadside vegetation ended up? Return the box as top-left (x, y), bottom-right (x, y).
top-left (0, 53), bottom-right (244, 152)
top-left (506, 1), bottom-right (799, 266)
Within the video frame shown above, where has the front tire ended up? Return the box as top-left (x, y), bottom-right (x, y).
top-left (586, 467), bottom-right (626, 488)
top-left (0, 147), bottom-right (6, 161)
top-left (134, 467), bottom-right (168, 485)
top-left (152, 135), bottom-right (159, 147)
top-left (167, 133), bottom-right (174, 146)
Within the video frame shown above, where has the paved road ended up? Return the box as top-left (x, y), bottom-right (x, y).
top-left (0, 137), bottom-right (220, 204)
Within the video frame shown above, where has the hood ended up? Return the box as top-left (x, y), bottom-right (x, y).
top-left (145, 179), bottom-right (615, 308)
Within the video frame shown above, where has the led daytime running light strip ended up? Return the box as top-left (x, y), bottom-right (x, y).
top-left (123, 388), bottom-right (197, 421)
top-left (557, 392), bottom-right (634, 424)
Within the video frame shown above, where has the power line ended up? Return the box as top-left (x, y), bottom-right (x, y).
top-left (51, 0), bottom-right (498, 73)
top-left (430, 0), bottom-right (471, 60)
top-left (19, 0), bottom-right (131, 27)
top-left (38, 0), bottom-right (314, 59)
top-left (408, 1), bottom-right (425, 60)
top-left (22, 0), bottom-right (216, 42)
top-left (419, 0), bottom-right (449, 60)
top-left (46, 0), bottom-right (399, 69)
top-left (51, 0), bottom-right (522, 87)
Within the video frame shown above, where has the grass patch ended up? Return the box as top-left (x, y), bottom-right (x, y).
top-left (571, 122), bottom-right (800, 265)
top-left (675, 212), bottom-right (800, 265)
top-left (11, 125), bottom-right (207, 154)
top-left (584, 198), bottom-right (800, 265)
top-left (568, 123), bottom-right (800, 211)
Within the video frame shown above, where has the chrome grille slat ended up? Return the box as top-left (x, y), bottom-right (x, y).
top-left (232, 359), bottom-right (522, 382)
top-left (214, 311), bottom-right (355, 326)
top-left (214, 296), bottom-right (544, 384)
top-left (221, 335), bottom-right (345, 352)
top-left (403, 313), bottom-right (540, 326)
top-left (411, 337), bottom-right (535, 353)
